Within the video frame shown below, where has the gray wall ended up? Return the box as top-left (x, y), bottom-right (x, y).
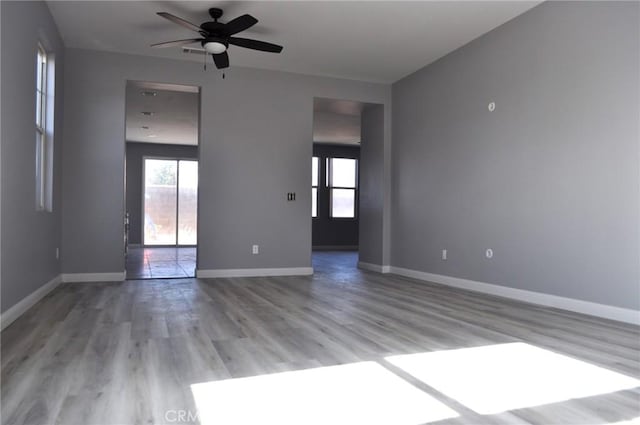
top-left (1, 1), bottom-right (64, 312)
top-left (359, 104), bottom-right (386, 265)
top-left (125, 142), bottom-right (198, 245)
top-left (391, 1), bottom-right (640, 310)
top-left (62, 48), bottom-right (391, 274)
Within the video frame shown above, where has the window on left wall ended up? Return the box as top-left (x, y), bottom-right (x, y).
top-left (35, 44), bottom-right (52, 211)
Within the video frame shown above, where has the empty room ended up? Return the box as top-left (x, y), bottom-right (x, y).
top-left (1, 1), bottom-right (639, 425)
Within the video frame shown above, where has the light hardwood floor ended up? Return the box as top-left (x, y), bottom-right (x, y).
top-left (2, 252), bottom-right (639, 424)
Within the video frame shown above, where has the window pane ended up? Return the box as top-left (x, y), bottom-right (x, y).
top-left (36, 51), bottom-right (43, 91)
top-left (331, 188), bottom-right (355, 218)
top-left (144, 159), bottom-right (177, 245)
top-left (36, 49), bottom-right (45, 128)
top-left (40, 90), bottom-right (46, 127)
top-left (178, 160), bottom-right (198, 245)
top-left (326, 158), bottom-right (330, 187)
top-left (36, 91), bottom-right (42, 128)
top-left (312, 187), bottom-right (317, 218)
top-left (35, 131), bottom-right (45, 209)
top-left (331, 158), bottom-right (356, 188)
top-left (312, 157), bottom-right (318, 186)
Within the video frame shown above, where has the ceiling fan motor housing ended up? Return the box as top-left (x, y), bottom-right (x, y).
top-left (200, 21), bottom-right (226, 35)
top-left (208, 8), bottom-right (223, 20)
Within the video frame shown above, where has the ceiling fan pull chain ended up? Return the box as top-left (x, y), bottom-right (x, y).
top-left (203, 51), bottom-right (207, 70)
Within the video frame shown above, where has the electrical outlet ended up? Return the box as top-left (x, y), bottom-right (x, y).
top-left (485, 248), bottom-right (493, 259)
top-left (252, 245), bottom-right (259, 255)
top-left (442, 249), bottom-right (447, 261)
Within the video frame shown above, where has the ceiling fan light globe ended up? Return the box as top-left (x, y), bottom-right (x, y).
top-left (204, 41), bottom-right (227, 54)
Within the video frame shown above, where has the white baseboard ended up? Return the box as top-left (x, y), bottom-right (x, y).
top-left (313, 245), bottom-right (358, 251)
top-left (61, 272), bottom-right (126, 283)
top-left (358, 262), bottom-right (391, 273)
top-left (197, 267), bottom-right (314, 278)
top-left (1, 275), bottom-right (62, 331)
top-left (388, 266), bottom-right (640, 325)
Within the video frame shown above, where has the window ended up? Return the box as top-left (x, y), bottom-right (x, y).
top-left (312, 157), bottom-right (319, 217)
top-left (35, 44), bottom-right (52, 211)
top-left (327, 158), bottom-right (357, 218)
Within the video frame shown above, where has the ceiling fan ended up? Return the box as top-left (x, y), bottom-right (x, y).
top-left (151, 7), bottom-right (283, 69)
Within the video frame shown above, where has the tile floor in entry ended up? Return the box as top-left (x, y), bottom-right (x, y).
top-left (126, 246), bottom-right (196, 279)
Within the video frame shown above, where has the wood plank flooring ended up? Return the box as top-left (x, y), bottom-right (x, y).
top-left (2, 251), bottom-right (639, 424)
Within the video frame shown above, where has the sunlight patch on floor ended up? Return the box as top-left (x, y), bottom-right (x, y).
top-left (386, 342), bottom-right (640, 415)
top-left (191, 361), bottom-right (458, 425)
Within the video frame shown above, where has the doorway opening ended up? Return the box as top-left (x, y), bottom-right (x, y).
top-left (311, 98), bottom-right (362, 274)
top-left (311, 97), bottom-right (385, 275)
top-left (124, 81), bottom-right (200, 279)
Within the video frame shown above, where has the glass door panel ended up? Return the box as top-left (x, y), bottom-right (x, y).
top-left (178, 160), bottom-right (198, 245)
top-left (144, 159), bottom-right (178, 245)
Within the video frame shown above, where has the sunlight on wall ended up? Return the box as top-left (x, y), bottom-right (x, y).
top-left (191, 361), bottom-right (458, 425)
top-left (386, 342), bottom-right (640, 415)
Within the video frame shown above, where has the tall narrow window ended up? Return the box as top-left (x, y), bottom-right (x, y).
top-left (35, 45), bottom-right (48, 210)
top-left (328, 158), bottom-right (357, 218)
top-left (312, 156), bottom-right (319, 217)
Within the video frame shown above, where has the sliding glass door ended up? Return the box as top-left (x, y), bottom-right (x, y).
top-left (177, 160), bottom-right (198, 245)
top-left (143, 158), bottom-right (198, 246)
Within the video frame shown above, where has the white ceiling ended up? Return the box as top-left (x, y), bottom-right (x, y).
top-left (126, 81), bottom-right (199, 145)
top-left (46, 1), bottom-right (541, 83)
